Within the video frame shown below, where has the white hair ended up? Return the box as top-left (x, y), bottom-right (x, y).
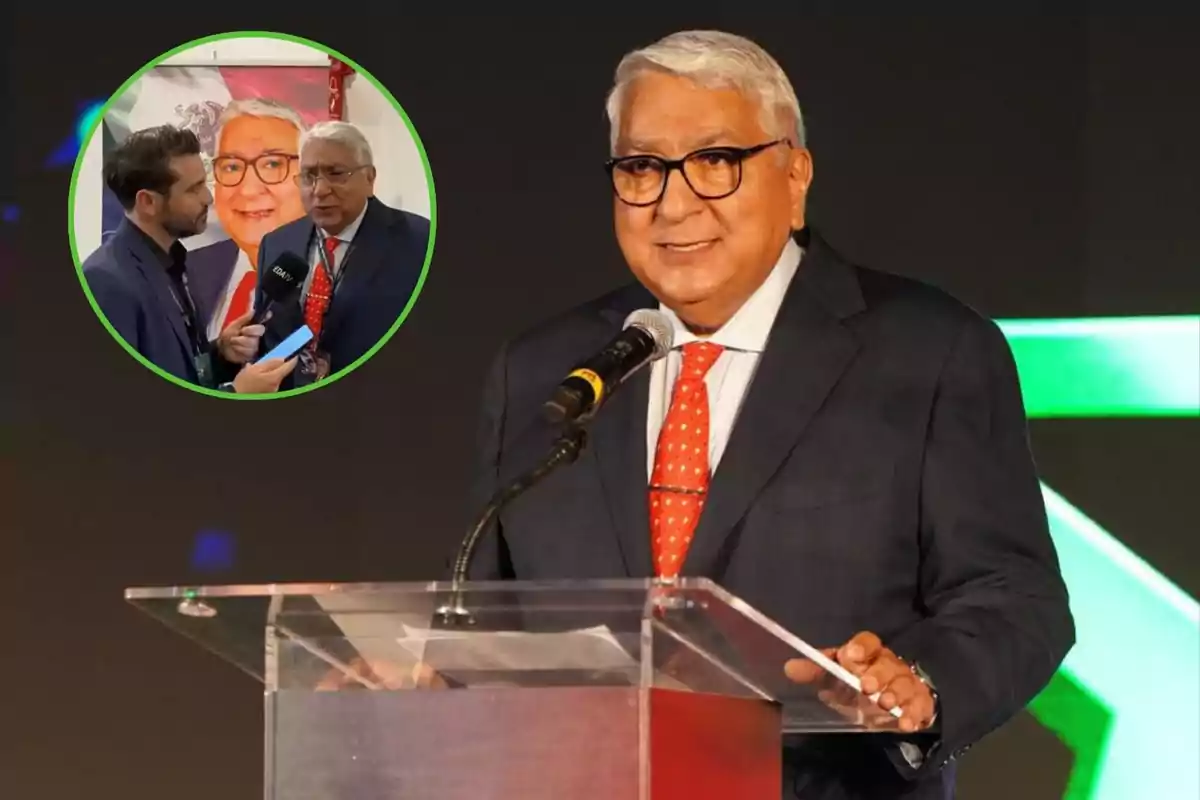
top-left (604, 30), bottom-right (805, 153)
top-left (215, 98), bottom-right (307, 150)
top-left (300, 120), bottom-right (374, 167)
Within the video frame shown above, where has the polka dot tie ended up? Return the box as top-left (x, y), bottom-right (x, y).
top-left (649, 341), bottom-right (725, 579)
top-left (304, 236), bottom-right (339, 339)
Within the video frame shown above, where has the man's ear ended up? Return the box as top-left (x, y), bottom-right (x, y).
top-left (788, 146), bottom-right (813, 230)
top-left (133, 188), bottom-right (161, 217)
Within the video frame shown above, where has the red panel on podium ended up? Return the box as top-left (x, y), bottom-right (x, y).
top-left (650, 688), bottom-right (781, 800)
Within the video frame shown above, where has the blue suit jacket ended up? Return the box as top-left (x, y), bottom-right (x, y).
top-left (185, 238), bottom-right (240, 331)
top-left (254, 196), bottom-right (430, 387)
top-left (82, 218), bottom-right (217, 385)
top-left (103, 186), bottom-right (241, 334)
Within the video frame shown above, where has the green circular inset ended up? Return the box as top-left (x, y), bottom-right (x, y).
top-left (68, 30), bottom-right (438, 400)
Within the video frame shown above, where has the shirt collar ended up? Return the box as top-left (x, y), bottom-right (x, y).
top-left (659, 236), bottom-right (804, 354)
top-left (320, 200), bottom-right (369, 243)
top-left (127, 217), bottom-right (189, 275)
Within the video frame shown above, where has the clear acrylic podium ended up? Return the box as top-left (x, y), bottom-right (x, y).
top-left (127, 578), bottom-right (897, 800)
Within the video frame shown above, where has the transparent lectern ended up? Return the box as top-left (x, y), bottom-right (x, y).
top-left (127, 578), bottom-right (897, 800)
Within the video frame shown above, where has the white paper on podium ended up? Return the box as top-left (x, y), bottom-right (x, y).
top-left (394, 624), bottom-right (639, 673)
top-left (307, 594), bottom-right (434, 673)
top-left (305, 594), bottom-right (688, 690)
top-left (307, 594), bottom-right (639, 674)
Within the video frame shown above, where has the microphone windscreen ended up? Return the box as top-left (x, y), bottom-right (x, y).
top-left (260, 252), bottom-right (311, 303)
top-left (624, 308), bottom-right (674, 360)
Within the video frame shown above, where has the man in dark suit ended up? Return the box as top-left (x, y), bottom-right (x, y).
top-left (82, 125), bottom-right (296, 394)
top-left (464, 30), bottom-right (1075, 799)
top-left (254, 120), bottom-right (430, 389)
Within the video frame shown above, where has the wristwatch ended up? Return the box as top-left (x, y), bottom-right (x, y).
top-left (218, 381), bottom-right (236, 393)
top-left (909, 661), bottom-right (939, 727)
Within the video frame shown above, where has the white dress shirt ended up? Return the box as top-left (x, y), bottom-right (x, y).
top-left (646, 237), bottom-right (804, 478)
top-left (300, 201), bottom-right (369, 304)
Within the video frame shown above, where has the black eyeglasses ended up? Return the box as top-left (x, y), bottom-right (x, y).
top-left (211, 153), bottom-right (299, 187)
top-left (605, 139), bottom-right (786, 207)
top-left (295, 165), bottom-right (370, 188)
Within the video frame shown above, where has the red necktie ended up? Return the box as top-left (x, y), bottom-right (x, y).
top-left (219, 269), bottom-right (256, 333)
top-left (304, 236), bottom-right (339, 338)
top-left (649, 341), bottom-right (725, 579)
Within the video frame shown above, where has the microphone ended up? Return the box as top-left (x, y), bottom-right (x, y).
top-left (437, 309), bottom-right (674, 626)
top-left (542, 308), bottom-right (674, 425)
top-left (251, 252), bottom-right (310, 325)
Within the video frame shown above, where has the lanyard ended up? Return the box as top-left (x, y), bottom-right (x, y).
top-left (165, 267), bottom-right (207, 358)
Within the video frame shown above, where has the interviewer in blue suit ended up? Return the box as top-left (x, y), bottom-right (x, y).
top-left (254, 120), bottom-right (430, 389)
top-left (81, 125), bottom-right (296, 395)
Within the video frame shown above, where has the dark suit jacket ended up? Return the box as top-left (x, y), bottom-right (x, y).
top-left (185, 238), bottom-right (240, 330)
top-left (254, 196), bottom-right (430, 388)
top-left (82, 218), bottom-right (217, 385)
top-left (105, 181), bottom-right (242, 333)
top-left (464, 230), bottom-right (1075, 799)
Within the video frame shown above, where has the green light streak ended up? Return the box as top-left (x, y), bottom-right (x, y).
top-left (997, 316), bottom-right (1200, 417)
top-left (1040, 485), bottom-right (1200, 800)
top-left (76, 101), bottom-right (104, 147)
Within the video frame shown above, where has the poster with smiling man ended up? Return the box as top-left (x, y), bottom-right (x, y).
top-left (99, 66), bottom-right (327, 340)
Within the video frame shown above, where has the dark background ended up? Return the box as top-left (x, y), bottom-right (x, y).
top-left (4, 13), bottom-right (1197, 799)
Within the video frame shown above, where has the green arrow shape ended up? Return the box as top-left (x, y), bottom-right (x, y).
top-left (1036, 485), bottom-right (1200, 800)
top-left (1027, 670), bottom-right (1113, 800)
top-left (994, 315), bottom-right (1198, 796)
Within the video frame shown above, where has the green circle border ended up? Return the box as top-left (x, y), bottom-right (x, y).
top-left (67, 30), bottom-right (438, 400)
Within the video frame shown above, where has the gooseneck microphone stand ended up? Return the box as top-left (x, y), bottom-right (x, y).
top-left (436, 424), bottom-right (589, 626)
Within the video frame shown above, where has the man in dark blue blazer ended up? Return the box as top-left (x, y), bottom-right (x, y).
top-left (82, 125), bottom-right (296, 394)
top-left (463, 31), bottom-right (1074, 799)
top-left (254, 120), bottom-right (430, 389)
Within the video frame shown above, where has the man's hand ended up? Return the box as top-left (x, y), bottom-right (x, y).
top-left (216, 309), bottom-right (268, 364)
top-left (314, 657), bottom-right (448, 691)
top-left (231, 357), bottom-right (296, 394)
top-left (785, 631), bottom-right (936, 733)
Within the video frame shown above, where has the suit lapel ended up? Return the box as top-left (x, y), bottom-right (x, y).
top-left (585, 287), bottom-right (659, 577)
top-left (680, 232), bottom-right (865, 578)
top-left (183, 238), bottom-right (238, 329)
top-left (119, 222), bottom-right (192, 361)
top-left (593, 368), bottom-right (653, 577)
top-left (321, 198), bottom-right (390, 341)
